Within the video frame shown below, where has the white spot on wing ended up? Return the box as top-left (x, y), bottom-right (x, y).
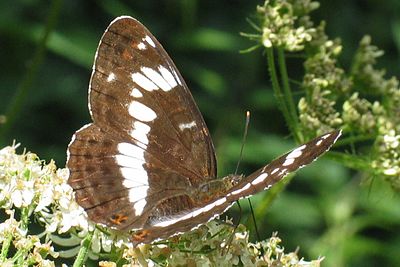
top-left (116, 142), bottom-right (149, 216)
top-left (141, 67), bottom-right (172, 91)
top-left (159, 65), bottom-right (178, 88)
top-left (189, 197), bottom-right (227, 220)
top-left (282, 158), bottom-right (295, 166)
top-left (116, 148), bottom-right (147, 187)
top-left (214, 197), bottom-right (227, 206)
top-left (137, 42), bottom-right (146, 50)
top-left (124, 181), bottom-right (148, 212)
top-left (134, 199), bottom-right (147, 216)
top-left (133, 201), bottom-right (237, 246)
top-left (123, 183), bottom-right (149, 205)
top-left (278, 168), bottom-right (287, 175)
top-left (130, 121), bottom-right (151, 145)
top-left (117, 142), bottom-right (144, 158)
top-left (119, 165), bottom-right (148, 182)
top-left (128, 101), bottom-right (157, 122)
top-left (271, 168), bottom-right (279, 175)
top-left (171, 68), bottom-right (182, 85)
top-left (316, 139), bottom-right (323, 146)
top-left (144, 35), bottom-right (155, 47)
top-left (286, 144), bottom-right (306, 160)
top-left (121, 177), bottom-right (147, 188)
top-left (321, 133), bottom-right (331, 139)
top-left (132, 185), bottom-right (149, 196)
top-left (179, 121), bottom-right (196, 131)
top-left (153, 197), bottom-right (227, 227)
top-left (229, 183), bottom-right (251, 195)
top-left (107, 72), bottom-right (116, 82)
top-left (132, 73), bottom-right (158, 91)
top-left (115, 154), bottom-right (144, 168)
top-left (131, 88), bottom-right (143, 98)
top-left (251, 173), bottom-right (269, 185)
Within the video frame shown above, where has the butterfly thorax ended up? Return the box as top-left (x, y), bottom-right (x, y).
top-left (191, 174), bottom-right (245, 204)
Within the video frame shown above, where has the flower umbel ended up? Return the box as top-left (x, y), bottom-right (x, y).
top-left (372, 130), bottom-right (400, 189)
top-left (257, 0), bottom-right (319, 51)
top-left (245, 0), bottom-right (400, 190)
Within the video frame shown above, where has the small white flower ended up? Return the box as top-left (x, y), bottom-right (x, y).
top-left (92, 231), bottom-right (102, 254)
top-left (10, 190), bottom-right (23, 208)
top-left (383, 130), bottom-right (399, 149)
top-left (35, 185), bottom-right (54, 212)
top-left (101, 232), bottom-right (114, 252)
top-left (59, 208), bottom-right (88, 233)
top-left (384, 168), bottom-right (398, 176)
top-left (46, 220), bottom-right (58, 233)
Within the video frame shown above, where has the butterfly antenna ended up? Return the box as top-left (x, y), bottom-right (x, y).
top-left (222, 112), bottom-right (250, 255)
top-left (234, 111), bottom-right (264, 256)
top-left (234, 111), bottom-right (251, 175)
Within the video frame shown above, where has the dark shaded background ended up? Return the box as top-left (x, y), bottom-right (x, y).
top-left (1, 1), bottom-right (399, 266)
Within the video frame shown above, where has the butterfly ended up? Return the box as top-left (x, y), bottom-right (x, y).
top-left (66, 16), bottom-right (341, 246)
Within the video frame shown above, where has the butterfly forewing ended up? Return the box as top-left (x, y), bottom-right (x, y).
top-left (89, 17), bottom-right (216, 180)
top-left (224, 130), bottom-right (342, 199)
top-left (68, 17), bottom-right (216, 230)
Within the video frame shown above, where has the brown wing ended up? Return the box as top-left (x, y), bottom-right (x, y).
top-left (67, 16), bottom-right (216, 230)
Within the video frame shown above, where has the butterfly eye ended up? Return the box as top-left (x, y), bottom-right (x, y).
top-left (199, 184), bottom-right (210, 193)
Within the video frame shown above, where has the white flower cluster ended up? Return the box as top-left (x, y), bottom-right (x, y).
top-left (257, 0), bottom-right (319, 51)
top-left (0, 143), bottom-right (88, 234)
top-left (0, 143), bottom-right (141, 264)
top-left (0, 143), bottom-right (323, 265)
top-left (342, 92), bottom-right (385, 133)
top-left (0, 144), bottom-right (70, 264)
top-left (114, 222), bottom-right (322, 266)
top-left (372, 129), bottom-right (400, 188)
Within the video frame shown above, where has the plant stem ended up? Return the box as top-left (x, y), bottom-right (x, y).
top-left (0, 234), bottom-right (13, 261)
top-left (265, 48), bottom-right (298, 141)
top-left (134, 247), bottom-right (150, 266)
top-left (72, 230), bottom-right (95, 267)
top-left (259, 48), bottom-right (301, 216)
top-left (11, 208), bottom-right (30, 265)
top-left (336, 134), bottom-right (375, 147)
top-left (20, 207), bottom-right (29, 232)
top-left (277, 48), bottom-right (302, 143)
top-left (326, 151), bottom-right (372, 172)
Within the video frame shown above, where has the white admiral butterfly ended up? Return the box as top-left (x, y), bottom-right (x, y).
top-left (67, 16), bottom-right (341, 246)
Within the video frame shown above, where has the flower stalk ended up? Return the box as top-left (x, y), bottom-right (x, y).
top-left (265, 48), bottom-right (295, 136)
top-left (73, 229), bottom-right (95, 267)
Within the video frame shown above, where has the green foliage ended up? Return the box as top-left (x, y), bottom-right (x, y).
top-left (250, 0), bottom-right (400, 188)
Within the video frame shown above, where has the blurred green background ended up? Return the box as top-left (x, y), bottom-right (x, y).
top-left (1, 0), bottom-right (399, 266)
